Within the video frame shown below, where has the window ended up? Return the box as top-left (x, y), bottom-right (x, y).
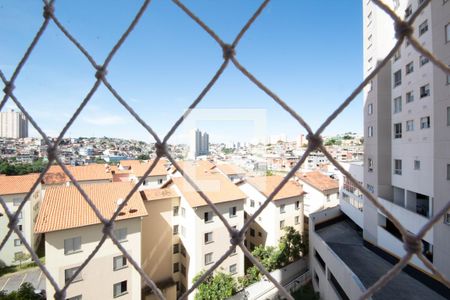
top-left (447, 66), bottom-right (450, 84)
top-left (181, 225), bottom-right (186, 237)
top-left (65, 267), bottom-right (82, 283)
top-left (113, 255), bottom-right (127, 270)
top-left (405, 5), bottom-right (412, 18)
top-left (250, 242), bottom-right (255, 251)
top-left (420, 116), bottom-right (431, 129)
top-left (393, 96), bottom-right (402, 113)
top-left (295, 201), bottom-right (300, 210)
top-left (447, 164), bottom-right (450, 180)
top-left (250, 228), bottom-right (255, 237)
top-left (280, 220), bottom-right (285, 229)
top-left (280, 204), bottom-right (285, 214)
top-left (406, 91), bottom-right (414, 103)
top-left (181, 264), bottom-right (186, 276)
top-left (406, 120), bottom-right (414, 131)
top-left (181, 244), bottom-right (186, 257)
top-left (420, 84), bottom-right (430, 98)
top-left (368, 158), bottom-right (374, 172)
top-left (229, 264), bottom-right (237, 274)
top-left (181, 207), bottom-right (186, 217)
top-left (113, 281), bottom-right (127, 298)
top-left (204, 232), bottom-right (213, 244)
top-left (394, 159), bottom-right (402, 175)
top-left (447, 107), bottom-right (450, 126)
top-left (158, 179), bottom-right (163, 184)
top-left (14, 239), bottom-right (22, 246)
top-left (17, 211), bottom-right (22, 219)
top-left (114, 228), bottom-right (127, 242)
top-left (173, 262), bottom-right (179, 273)
top-left (394, 70), bottom-right (401, 87)
top-left (295, 216), bottom-right (299, 225)
top-left (368, 80), bottom-right (373, 91)
top-left (419, 20), bottom-right (428, 36)
top-left (414, 160), bottom-right (421, 170)
top-left (405, 62), bottom-right (414, 74)
top-left (420, 55), bottom-right (429, 66)
top-left (366, 184), bottom-right (375, 193)
top-left (204, 211), bottom-right (213, 223)
top-left (173, 225), bottom-right (179, 235)
top-left (64, 237), bottom-right (81, 254)
top-left (445, 23), bottom-right (450, 43)
top-left (258, 231), bottom-right (262, 237)
top-left (204, 252), bottom-right (213, 265)
top-left (368, 103), bottom-right (373, 115)
top-left (173, 206), bottom-right (179, 216)
top-left (229, 206), bottom-right (237, 218)
top-left (250, 199), bottom-right (255, 207)
top-left (173, 243), bottom-right (179, 254)
top-left (394, 50), bottom-right (401, 61)
top-left (394, 123), bottom-right (402, 138)
top-left (368, 126), bottom-right (373, 137)
top-left (13, 198), bottom-right (21, 206)
top-left (67, 296), bottom-right (82, 300)
top-left (17, 225), bottom-right (22, 231)
top-left (445, 212), bottom-right (450, 225)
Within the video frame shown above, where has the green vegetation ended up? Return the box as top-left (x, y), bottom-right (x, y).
top-left (193, 271), bottom-right (238, 300)
top-left (291, 282), bottom-right (320, 300)
top-left (0, 282), bottom-right (44, 300)
top-left (137, 154), bottom-right (150, 160)
top-left (265, 170), bottom-right (274, 176)
top-left (324, 138), bottom-right (342, 146)
top-left (221, 148), bottom-right (235, 155)
top-left (0, 257), bottom-right (45, 277)
top-left (0, 159), bottom-right (46, 175)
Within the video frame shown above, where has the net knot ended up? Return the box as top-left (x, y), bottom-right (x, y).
top-left (103, 221), bottom-right (114, 235)
top-left (222, 44), bottom-right (236, 60)
top-left (3, 82), bottom-right (15, 95)
top-left (403, 233), bottom-right (421, 254)
top-left (395, 21), bottom-right (413, 40)
top-left (8, 214), bottom-right (19, 230)
top-left (230, 228), bottom-right (243, 246)
top-left (155, 142), bottom-right (167, 157)
top-left (43, 3), bottom-right (54, 19)
top-left (54, 290), bottom-right (65, 300)
top-left (47, 145), bottom-right (58, 162)
top-left (95, 65), bottom-right (108, 80)
top-left (306, 133), bottom-right (323, 151)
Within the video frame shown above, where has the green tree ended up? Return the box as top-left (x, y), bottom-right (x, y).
top-left (238, 266), bottom-right (260, 288)
top-left (278, 227), bottom-right (304, 264)
top-left (137, 154), bottom-right (150, 160)
top-left (193, 271), bottom-right (238, 300)
top-left (13, 252), bottom-right (30, 268)
top-left (265, 170), bottom-right (274, 176)
top-left (0, 282), bottom-right (43, 300)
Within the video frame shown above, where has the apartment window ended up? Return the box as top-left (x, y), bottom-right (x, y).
top-left (394, 159), bottom-right (402, 175)
top-left (295, 216), bottom-right (299, 225)
top-left (181, 264), bottom-right (186, 276)
top-left (368, 103), bottom-right (373, 115)
top-left (419, 20), bottom-right (428, 36)
top-left (12, 198), bottom-right (21, 206)
top-left (315, 250), bottom-right (326, 270)
top-left (368, 158), bottom-right (374, 172)
top-left (250, 199), bottom-right (255, 207)
top-left (173, 262), bottom-right (179, 273)
top-left (405, 62), bottom-right (414, 75)
top-left (112, 255), bottom-right (128, 272)
top-left (405, 5), bottom-right (412, 18)
top-left (17, 224), bottom-right (22, 231)
top-left (181, 207), bottom-right (186, 217)
top-left (447, 164), bottom-right (450, 180)
top-left (181, 244), bottom-right (186, 257)
top-left (158, 178), bottom-right (163, 184)
top-left (229, 264), bottom-right (237, 275)
top-left (173, 243), bottom-right (179, 254)
top-left (394, 70), bottom-right (401, 87)
top-left (64, 237), bottom-right (81, 254)
top-left (447, 66), bottom-right (450, 84)
top-left (406, 91), bottom-right (414, 103)
top-left (173, 225), bottom-right (179, 235)
top-left (250, 228), bottom-right (255, 237)
top-left (280, 204), bottom-right (286, 214)
top-left (420, 116), bottom-right (431, 129)
top-left (181, 225), bottom-right (186, 237)
top-left (14, 239), bottom-right (22, 246)
top-left (65, 267), bottom-right (82, 283)
top-left (445, 212), bottom-right (450, 225)
top-left (445, 23), bottom-right (450, 43)
top-left (420, 84), bottom-right (430, 98)
top-left (114, 228), bottom-right (127, 242)
top-left (420, 55), bottom-right (429, 66)
top-left (204, 211), bottom-right (213, 223)
top-left (17, 211), bottom-right (22, 219)
top-left (393, 96), bottom-right (402, 113)
top-left (368, 80), bottom-right (373, 91)
top-left (173, 206), bottom-right (179, 216)
top-left (204, 232), bottom-right (213, 244)
top-left (113, 281), bottom-right (127, 298)
top-left (414, 160), bottom-right (421, 170)
top-left (229, 206), bottom-right (237, 218)
top-left (406, 120), bottom-right (414, 131)
top-left (394, 50), bottom-right (401, 61)
top-left (394, 123), bottom-right (402, 138)
top-left (447, 107), bottom-right (450, 126)
top-left (280, 220), bottom-right (285, 229)
top-left (258, 231), bottom-right (262, 237)
top-left (366, 184), bottom-right (375, 193)
top-left (368, 126), bottom-right (374, 137)
top-left (204, 252), bottom-right (213, 265)
top-left (67, 296), bottom-right (82, 300)
top-left (295, 201), bottom-right (300, 210)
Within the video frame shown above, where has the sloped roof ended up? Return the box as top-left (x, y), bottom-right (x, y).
top-left (43, 164), bottom-right (113, 184)
top-left (215, 163), bottom-right (246, 175)
top-left (0, 174), bottom-right (39, 195)
top-left (35, 182), bottom-right (147, 233)
top-left (141, 187), bottom-right (179, 201)
top-left (120, 159), bottom-right (168, 177)
top-left (246, 175), bottom-right (305, 201)
top-left (296, 171), bottom-right (339, 192)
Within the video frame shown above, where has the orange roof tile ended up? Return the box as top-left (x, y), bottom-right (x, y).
top-left (120, 160), bottom-right (168, 177)
top-left (296, 171), bottom-right (339, 192)
top-left (246, 176), bottom-right (305, 201)
top-left (43, 164), bottom-right (113, 184)
top-left (215, 163), bottom-right (246, 175)
top-left (141, 187), bottom-right (179, 201)
top-left (35, 182), bottom-right (147, 233)
top-left (170, 160), bottom-right (217, 176)
top-left (0, 174), bottom-right (40, 195)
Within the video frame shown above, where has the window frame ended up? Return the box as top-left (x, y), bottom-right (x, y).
top-left (204, 252), bottom-right (213, 266)
top-left (420, 84), bottom-right (430, 98)
top-left (394, 159), bottom-right (402, 175)
top-left (414, 160), bottom-right (421, 170)
top-left (420, 116), bottom-right (431, 129)
top-left (114, 228), bottom-right (128, 242)
top-left (229, 264), bottom-right (237, 275)
top-left (113, 255), bottom-right (127, 271)
top-left (393, 70), bottom-right (402, 87)
top-left (229, 206), bottom-right (237, 218)
top-left (64, 237), bottom-right (82, 255)
top-left (204, 211), bottom-right (213, 223)
top-left (419, 20), bottom-right (428, 36)
top-left (394, 123), bottom-right (402, 139)
top-left (113, 281), bottom-right (128, 298)
top-left (406, 120), bottom-right (414, 132)
top-left (405, 61), bottom-right (414, 75)
top-left (406, 91), bottom-right (414, 103)
top-left (393, 96), bottom-right (402, 113)
top-left (65, 266), bottom-right (82, 283)
top-left (204, 232), bottom-right (213, 244)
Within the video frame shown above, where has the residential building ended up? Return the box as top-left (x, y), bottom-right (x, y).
top-left (188, 129), bottom-right (209, 159)
top-left (215, 163), bottom-right (246, 182)
top-left (0, 174), bottom-right (41, 266)
top-left (0, 109), bottom-right (28, 138)
top-left (238, 176), bottom-right (305, 249)
top-left (42, 164), bottom-right (114, 186)
top-left (337, 162), bottom-right (365, 228)
top-left (117, 159), bottom-right (168, 187)
top-left (35, 182), bottom-right (147, 300)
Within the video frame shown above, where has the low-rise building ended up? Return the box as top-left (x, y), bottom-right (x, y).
top-left (119, 160), bottom-right (168, 187)
top-left (42, 164), bottom-right (113, 186)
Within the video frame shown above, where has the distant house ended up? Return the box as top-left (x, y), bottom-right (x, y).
top-left (215, 163), bottom-right (246, 182)
top-left (35, 182), bottom-right (147, 300)
top-left (42, 164), bottom-right (113, 186)
top-left (118, 159), bottom-right (169, 187)
top-left (0, 174), bottom-right (41, 266)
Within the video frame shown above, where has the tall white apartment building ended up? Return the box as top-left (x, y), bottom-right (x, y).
top-left (0, 109), bottom-right (28, 138)
top-left (363, 0), bottom-right (450, 277)
top-left (188, 129), bottom-right (209, 159)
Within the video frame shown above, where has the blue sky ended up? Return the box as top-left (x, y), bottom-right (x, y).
top-left (0, 0), bottom-right (363, 144)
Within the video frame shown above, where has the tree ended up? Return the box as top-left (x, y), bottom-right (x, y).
top-left (278, 227), bottom-right (304, 264)
top-left (193, 271), bottom-right (238, 300)
top-left (0, 282), bottom-right (43, 300)
top-left (265, 170), bottom-right (274, 176)
top-left (137, 154), bottom-right (149, 160)
top-left (13, 252), bottom-right (30, 268)
top-left (238, 266), bottom-right (260, 288)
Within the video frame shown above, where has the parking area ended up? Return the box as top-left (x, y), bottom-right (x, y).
top-left (0, 267), bottom-right (45, 294)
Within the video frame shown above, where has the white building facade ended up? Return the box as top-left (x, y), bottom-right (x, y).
top-left (0, 109), bottom-right (28, 138)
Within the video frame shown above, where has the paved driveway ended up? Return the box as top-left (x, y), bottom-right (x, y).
top-left (0, 267), bottom-right (45, 294)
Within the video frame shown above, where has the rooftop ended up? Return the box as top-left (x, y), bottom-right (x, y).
top-left (43, 164), bottom-right (113, 184)
top-left (215, 163), bottom-right (246, 176)
top-left (245, 175), bottom-right (305, 201)
top-left (35, 182), bottom-right (147, 233)
top-left (296, 171), bottom-right (339, 192)
top-left (141, 187), bottom-right (179, 201)
top-left (0, 173), bottom-right (39, 195)
top-left (120, 159), bottom-right (168, 177)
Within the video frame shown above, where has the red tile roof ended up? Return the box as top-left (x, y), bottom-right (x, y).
top-left (0, 174), bottom-right (40, 195)
top-left (296, 171), bottom-right (339, 192)
top-left (246, 176), bottom-right (305, 201)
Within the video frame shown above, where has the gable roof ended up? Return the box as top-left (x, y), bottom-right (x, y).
top-left (296, 171), bottom-right (339, 192)
top-left (43, 164), bottom-right (113, 184)
top-left (215, 163), bottom-right (246, 176)
top-left (120, 159), bottom-right (168, 177)
top-left (141, 187), bottom-right (179, 201)
top-left (0, 174), bottom-right (39, 195)
top-left (246, 175), bottom-right (304, 201)
top-left (35, 182), bottom-right (147, 233)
